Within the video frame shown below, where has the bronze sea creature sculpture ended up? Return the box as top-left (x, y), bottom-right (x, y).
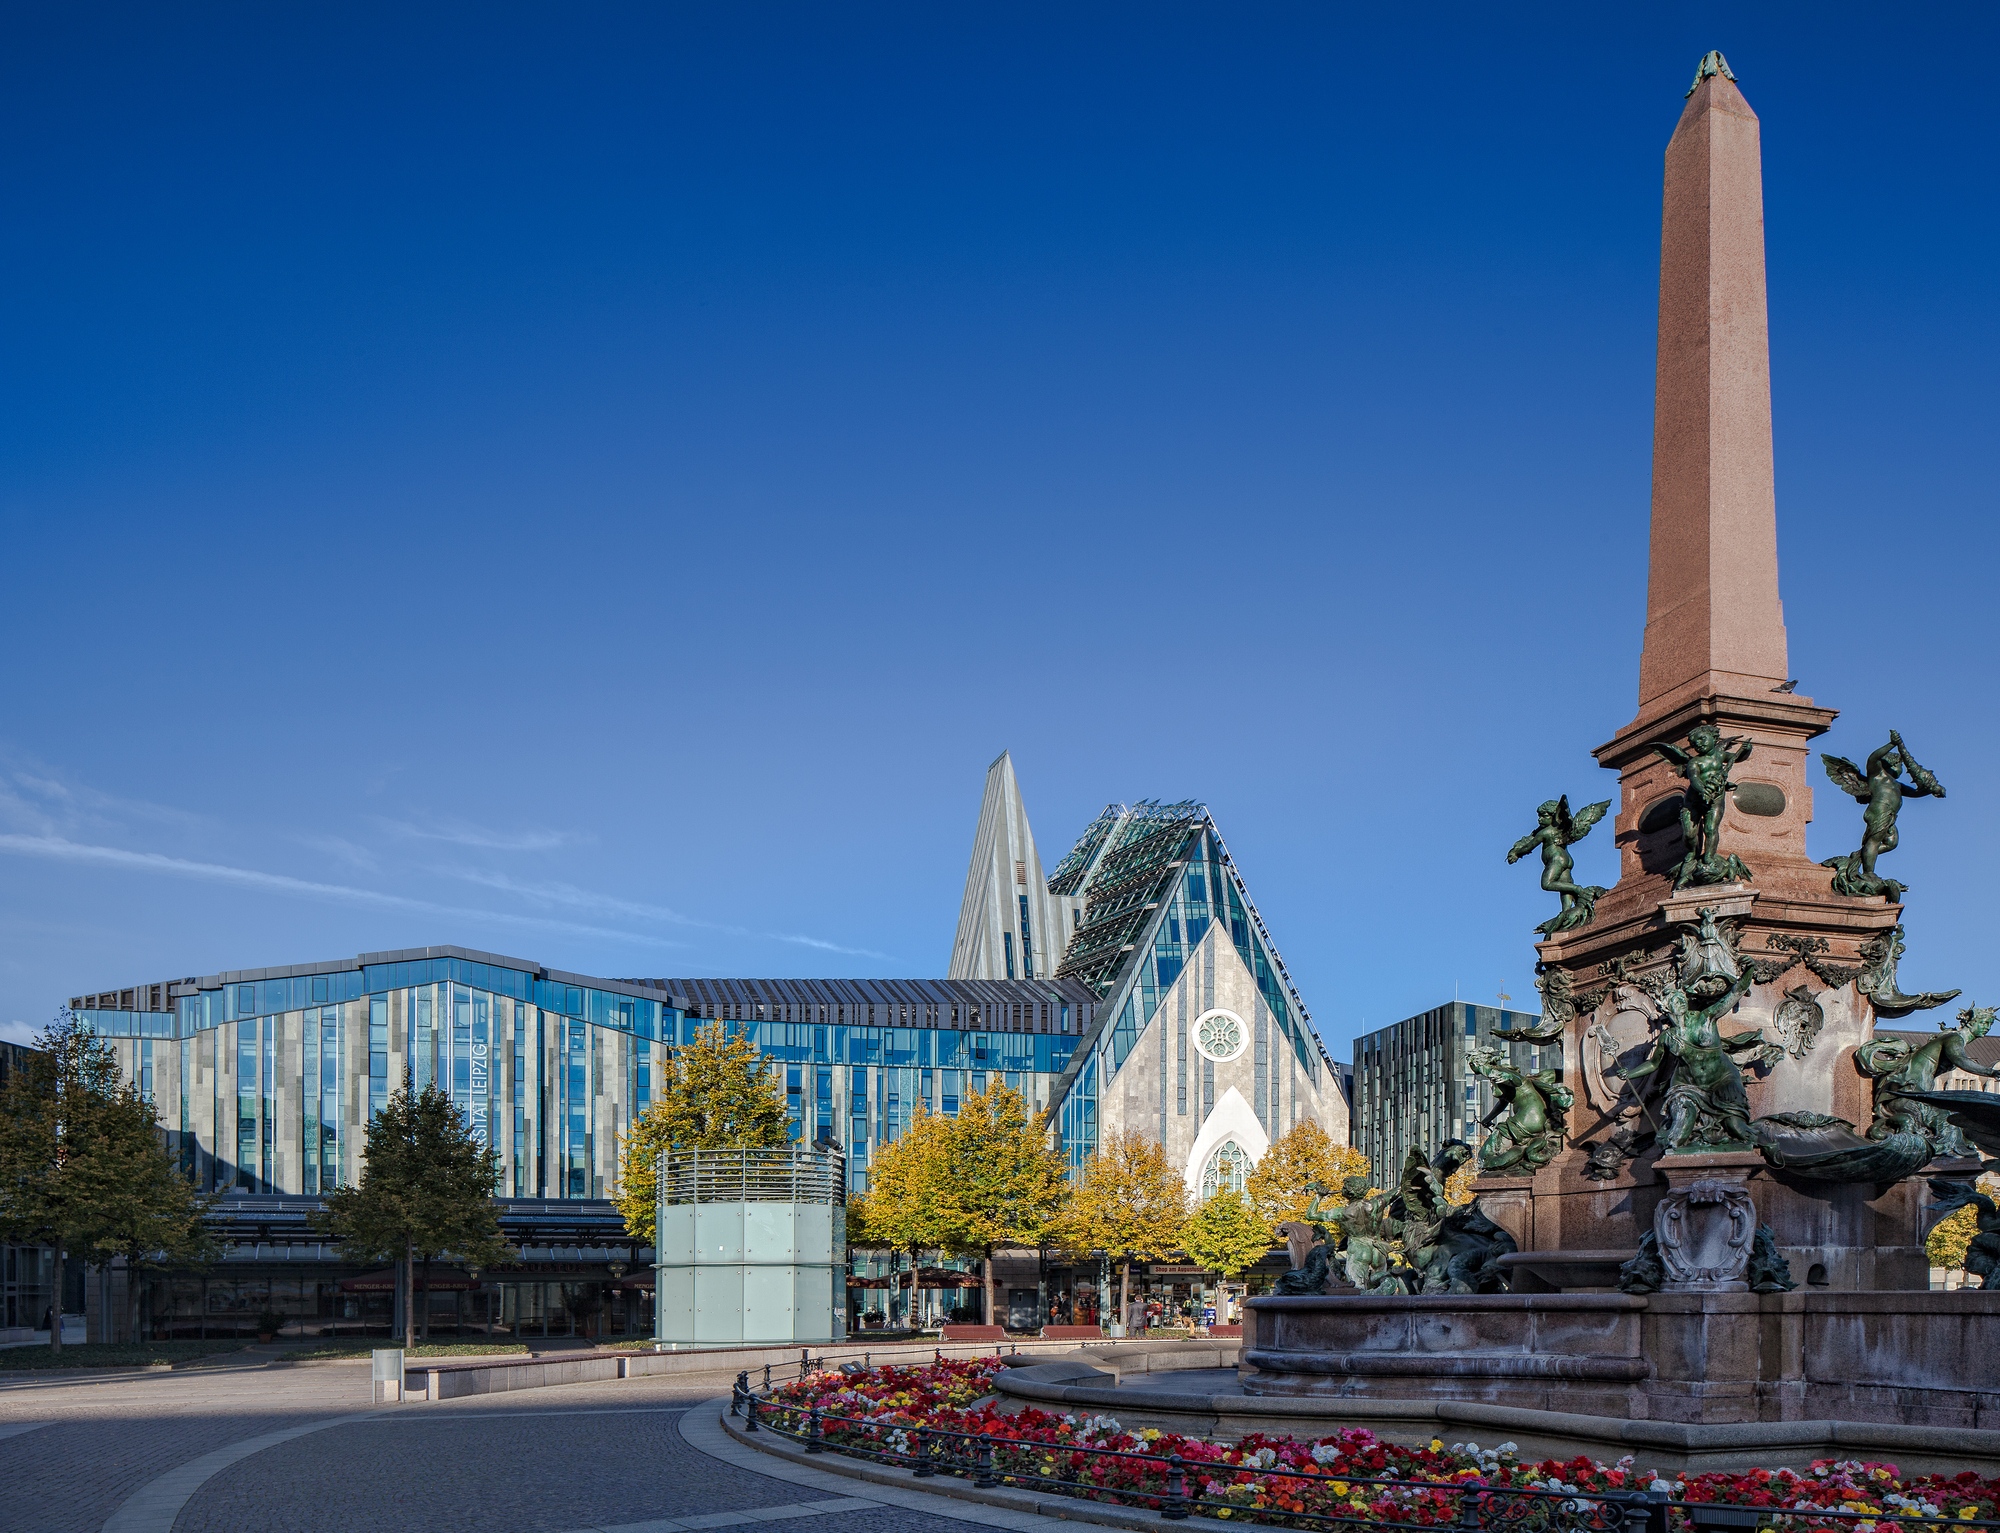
top-left (1892, 1089), bottom-right (2000, 1167)
top-left (1857, 925), bottom-right (1961, 1018)
top-left (1468, 1045), bottom-right (1572, 1172)
top-left (1821, 731), bottom-right (1943, 901)
top-left (1654, 724), bottom-right (1754, 889)
top-left (1508, 795), bottom-right (1612, 934)
top-left (1754, 1010), bottom-right (1996, 1184)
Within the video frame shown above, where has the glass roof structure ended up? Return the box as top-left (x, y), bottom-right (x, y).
top-left (1044, 802), bottom-right (1328, 1146)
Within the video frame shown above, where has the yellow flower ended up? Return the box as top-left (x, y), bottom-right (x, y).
top-left (1957, 1512), bottom-right (1976, 1521)
top-left (1431, 1440), bottom-right (1444, 1452)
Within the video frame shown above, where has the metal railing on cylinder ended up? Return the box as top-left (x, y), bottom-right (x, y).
top-left (734, 1368), bottom-right (2000, 1533)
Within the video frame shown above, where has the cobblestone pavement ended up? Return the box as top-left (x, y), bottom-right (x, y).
top-left (0, 1358), bottom-right (1014, 1533)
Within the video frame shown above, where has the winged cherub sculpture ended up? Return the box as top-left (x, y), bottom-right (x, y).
top-left (1654, 724), bottom-right (1755, 889)
top-left (1508, 795), bottom-right (1613, 934)
top-left (1821, 731), bottom-right (1944, 900)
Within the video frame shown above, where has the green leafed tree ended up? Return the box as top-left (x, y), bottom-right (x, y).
top-left (938, 1081), bottom-right (1070, 1325)
top-left (614, 1021), bottom-right (791, 1245)
top-left (315, 1081), bottom-right (512, 1348)
top-left (0, 1012), bottom-right (216, 1355)
top-left (1180, 1190), bottom-right (1274, 1282)
top-left (1055, 1130), bottom-right (1188, 1329)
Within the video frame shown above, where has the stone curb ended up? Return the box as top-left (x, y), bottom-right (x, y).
top-left (717, 1399), bottom-right (1245, 1533)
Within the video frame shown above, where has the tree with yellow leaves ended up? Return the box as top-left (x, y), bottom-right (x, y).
top-left (1054, 1130), bottom-right (1188, 1330)
top-left (1245, 1120), bottom-right (1370, 1230)
top-left (937, 1081), bottom-right (1070, 1325)
top-left (855, 1106), bottom-right (957, 1325)
top-left (1927, 1171), bottom-right (2000, 1273)
top-left (613, 1022), bottom-right (790, 1244)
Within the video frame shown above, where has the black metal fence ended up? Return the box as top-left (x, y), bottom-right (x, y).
top-left (730, 1359), bottom-right (2000, 1533)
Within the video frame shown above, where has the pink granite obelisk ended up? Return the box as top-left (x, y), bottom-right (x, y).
top-left (1587, 53), bottom-right (1838, 897)
top-left (1639, 55), bottom-right (1789, 710)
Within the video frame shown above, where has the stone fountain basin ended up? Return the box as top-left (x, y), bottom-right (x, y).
top-left (1495, 1248), bottom-right (1637, 1291)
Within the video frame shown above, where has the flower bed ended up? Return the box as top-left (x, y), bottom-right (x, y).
top-left (759, 1358), bottom-right (2000, 1531)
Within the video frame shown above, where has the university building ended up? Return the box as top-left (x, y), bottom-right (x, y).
top-left (64, 751), bottom-right (1343, 1337)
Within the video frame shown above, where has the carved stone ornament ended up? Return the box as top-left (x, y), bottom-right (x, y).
top-left (1655, 1178), bottom-right (1757, 1291)
top-left (1770, 983), bottom-right (1825, 1060)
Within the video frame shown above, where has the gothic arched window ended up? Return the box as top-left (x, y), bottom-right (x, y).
top-left (1200, 1139), bottom-right (1251, 1200)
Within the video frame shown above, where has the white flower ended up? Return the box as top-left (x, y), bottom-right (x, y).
top-left (1650, 1481), bottom-right (1673, 1495)
top-left (1246, 1448), bottom-right (1278, 1470)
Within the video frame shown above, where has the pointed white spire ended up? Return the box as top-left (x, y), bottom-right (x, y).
top-left (948, 751), bottom-right (1063, 981)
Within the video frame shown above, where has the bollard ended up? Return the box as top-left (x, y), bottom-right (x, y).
top-left (1162, 1455), bottom-right (1190, 1520)
top-left (864, 1351), bottom-right (870, 1367)
top-left (733, 1370), bottom-right (748, 1418)
top-left (801, 1347), bottom-right (810, 1376)
top-left (913, 1428), bottom-right (935, 1477)
top-left (1456, 1491), bottom-right (1482, 1533)
top-left (806, 1407), bottom-right (825, 1454)
top-left (745, 1393), bottom-right (760, 1433)
top-left (974, 1433), bottom-right (999, 1488)
top-left (763, 1362), bottom-right (772, 1390)
top-left (935, 1347), bottom-right (943, 1364)
top-left (1620, 1492), bottom-right (1673, 1533)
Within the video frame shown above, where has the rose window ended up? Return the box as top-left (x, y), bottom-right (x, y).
top-left (1192, 1008), bottom-right (1247, 1063)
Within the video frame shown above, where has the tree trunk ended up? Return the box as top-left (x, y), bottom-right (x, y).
top-left (49, 1240), bottom-right (64, 1356)
top-left (419, 1255), bottom-right (432, 1342)
top-left (1120, 1259), bottom-right (1131, 1334)
top-left (129, 1258), bottom-right (143, 1345)
top-left (403, 1240), bottom-right (416, 1350)
top-left (982, 1251), bottom-right (996, 1327)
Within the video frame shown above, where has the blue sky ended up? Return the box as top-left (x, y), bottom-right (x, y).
top-left (2, 6), bottom-right (1995, 1059)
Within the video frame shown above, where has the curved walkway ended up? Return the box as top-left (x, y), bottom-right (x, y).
top-left (0, 1351), bottom-right (1060, 1533)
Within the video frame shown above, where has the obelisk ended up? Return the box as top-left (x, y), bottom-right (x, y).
top-left (1587, 51), bottom-right (1838, 900)
top-left (1512, 55), bottom-right (1918, 1291)
top-left (1639, 50), bottom-right (1788, 710)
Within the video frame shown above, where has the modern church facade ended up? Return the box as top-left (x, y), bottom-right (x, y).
top-left (65, 751), bottom-right (1343, 1337)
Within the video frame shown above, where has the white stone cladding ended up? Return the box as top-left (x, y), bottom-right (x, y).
top-left (1095, 928), bottom-right (1347, 1192)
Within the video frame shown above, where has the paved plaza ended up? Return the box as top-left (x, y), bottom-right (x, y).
top-left (0, 1355), bottom-right (1066, 1533)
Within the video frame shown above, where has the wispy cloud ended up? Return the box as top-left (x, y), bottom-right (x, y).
top-left (0, 1018), bottom-right (39, 1046)
top-left (441, 867), bottom-right (896, 960)
top-left (5, 760), bottom-right (209, 832)
top-left (373, 815), bottom-right (578, 852)
top-left (293, 832), bottom-right (380, 871)
top-left (0, 834), bottom-right (686, 951)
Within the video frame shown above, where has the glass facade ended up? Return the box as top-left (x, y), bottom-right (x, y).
top-left (74, 953), bottom-right (1098, 1200)
top-left (1351, 1001), bottom-right (1549, 1176)
top-left (75, 950), bottom-right (677, 1201)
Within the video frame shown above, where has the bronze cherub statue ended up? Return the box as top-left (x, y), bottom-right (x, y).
top-left (1821, 731), bottom-right (1944, 901)
top-left (1508, 795), bottom-right (1612, 934)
